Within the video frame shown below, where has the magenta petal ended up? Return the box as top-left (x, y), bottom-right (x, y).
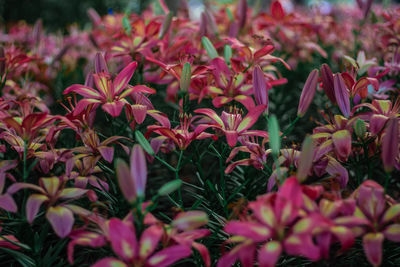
top-left (139, 225), bottom-right (163, 259)
top-left (94, 52), bottom-right (109, 74)
top-left (147, 245), bottom-right (192, 267)
top-left (236, 104), bottom-right (267, 133)
top-left (108, 218), bottom-right (138, 261)
top-left (130, 104), bottom-right (147, 124)
top-left (26, 194), bottom-right (48, 223)
top-left (113, 62), bottom-right (138, 96)
top-left (224, 221), bottom-right (271, 242)
top-left (383, 224), bottom-right (400, 242)
top-left (258, 241), bottom-right (282, 267)
top-left (98, 146), bottom-right (114, 163)
top-left (332, 129), bottom-right (351, 161)
top-left (46, 206), bottom-right (74, 238)
top-left (326, 157), bottom-right (349, 188)
top-left (192, 242), bottom-right (211, 267)
top-left (297, 69), bottom-right (319, 117)
top-left (116, 159), bottom-right (136, 203)
top-left (381, 117), bottom-right (399, 172)
top-left (320, 64), bottom-right (336, 103)
top-left (225, 130), bottom-right (238, 147)
top-left (370, 115), bottom-right (388, 135)
top-left (333, 74), bottom-right (351, 118)
top-left (284, 234), bottom-right (321, 261)
top-left (363, 232), bottom-right (384, 267)
top-left (92, 257), bottom-right (128, 267)
top-left (253, 65), bottom-right (269, 107)
top-left (130, 144), bottom-right (147, 197)
top-left (102, 101), bottom-right (126, 117)
top-left (0, 193), bottom-right (17, 212)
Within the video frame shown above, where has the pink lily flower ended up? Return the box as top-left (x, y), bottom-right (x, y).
top-left (351, 180), bottom-right (400, 267)
top-left (218, 177), bottom-right (321, 267)
top-left (207, 57), bottom-right (255, 110)
top-left (64, 59), bottom-right (155, 117)
top-left (352, 99), bottom-right (400, 135)
top-left (225, 137), bottom-right (270, 174)
top-left (195, 105), bottom-right (267, 147)
top-left (92, 218), bottom-right (192, 267)
top-left (7, 177), bottom-right (90, 237)
top-left (147, 113), bottom-right (216, 151)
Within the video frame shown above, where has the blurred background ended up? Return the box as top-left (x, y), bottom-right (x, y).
top-left (0, 0), bottom-right (383, 31)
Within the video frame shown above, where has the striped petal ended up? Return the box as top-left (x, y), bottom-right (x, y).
top-left (237, 105), bottom-right (267, 133)
top-left (63, 84), bottom-right (101, 99)
top-left (113, 62), bottom-right (138, 96)
top-left (195, 108), bottom-right (225, 128)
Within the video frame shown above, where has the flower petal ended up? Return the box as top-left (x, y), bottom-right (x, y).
top-left (46, 206), bottom-right (74, 238)
top-left (258, 241), bottom-right (282, 267)
top-left (362, 232), bottom-right (384, 267)
top-left (113, 62), bottom-right (138, 96)
top-left (26, 194), bottom-right (48, 223)
top-left (147, 245), bottom-right (192, 267)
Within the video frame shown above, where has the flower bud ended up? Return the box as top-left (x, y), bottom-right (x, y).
top-left (354, 118), bottom-right (366, 138)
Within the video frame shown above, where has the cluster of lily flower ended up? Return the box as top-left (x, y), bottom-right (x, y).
top-left (0, 0), bottom-right (399, 266)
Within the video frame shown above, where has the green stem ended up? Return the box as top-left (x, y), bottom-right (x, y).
top-left (282, 116), bottom-right (300, 138)
top-left (23, 140), bottom-right (28, 182)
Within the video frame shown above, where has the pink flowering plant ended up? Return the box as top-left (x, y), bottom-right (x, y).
top-left (0, 1), bottom-right (399, 266)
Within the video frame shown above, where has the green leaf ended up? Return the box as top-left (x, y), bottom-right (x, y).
top-left (201, 36), bottom-right (218, 59)
top-left (158, 180), bottom-right (182, 196)
top-left (0, 247), bottom-right (36, 267)
top-left (226, 7), bottom-right (234, 22)
top-left (135, 131), bottom-right (154, 155)
top-left (224, 45), bottom-right (232, 65)
top-left (159, 12), bottom-right (173, 39)
top-left (122, 16), bottom-right (132, 35)
top-left (268, 115), bottom-right (280, 156)
top-left (180, 62), bottom-right (191, 92)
